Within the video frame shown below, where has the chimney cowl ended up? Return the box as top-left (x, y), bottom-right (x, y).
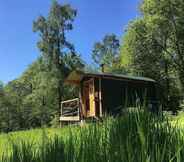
top-left (100, 64), bottom-right (105, 73)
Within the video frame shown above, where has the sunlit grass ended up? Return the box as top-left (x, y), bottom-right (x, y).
top-left (168, 111), bottom-right (184, 128)
top-left (0, 126), bottom-right (80, 158)
top-left (1, 109), bottom-right (184, 162)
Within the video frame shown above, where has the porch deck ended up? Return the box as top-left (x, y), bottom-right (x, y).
top-left (60, 98), bottom-right (80, 122)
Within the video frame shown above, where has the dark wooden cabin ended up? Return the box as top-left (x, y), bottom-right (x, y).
top-left (60, 70), bottom-right (158, 122)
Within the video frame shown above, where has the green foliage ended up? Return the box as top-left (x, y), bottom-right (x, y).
top-left (91, 34), bottom-right (123, 73)
top-left (33, 1), bottom-right (84, 122)
top-left (50, 114), bottom-right (60, 128)
top-left (0, 57), bottom-right (83, 132)
top-left (1, 110), bottom-right (184, 162)
top-left (0, 1), bottom-right (84, 133)
top-left (120, 0), bottom-right (184, 111)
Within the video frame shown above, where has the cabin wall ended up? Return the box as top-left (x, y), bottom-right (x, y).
top-left (80, 77), bottom-right (157, 118)
top-left (101, 79), bottom-right (157, 115)
top-left (101, 79), bottom-right (125, 115)
top-left (94, 78), bottom-right (100, 116)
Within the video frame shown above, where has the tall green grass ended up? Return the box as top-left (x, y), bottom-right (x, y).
top-left (1, 109), bottom-right (184, 162)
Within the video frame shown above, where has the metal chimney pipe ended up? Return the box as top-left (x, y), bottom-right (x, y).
top-left (100, 64), bottom-right (105, 73)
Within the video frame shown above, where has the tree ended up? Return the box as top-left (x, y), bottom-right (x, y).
top-left (0, 1), bottom-right (84, 132)
top-left (139, 0), bottom-right (184, 89)
top-left (121, 19), bottom-right (165, 79)
top-left (0, 1), bottom-right (86, 132)
top-left (20, 58), bottom-right (56, 127)
top-left (0, 80), bottom-right (25, 132)
top-left (92, 34), bottom-right (121, 72)
top-left (33, 1), bottom-right (83, 114)
top-left (120, 0), bottom-right (184, 111)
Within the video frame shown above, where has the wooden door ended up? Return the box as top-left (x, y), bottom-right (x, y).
top-left (83, 83), bottom-right (89, 117)
top-left (88, 79), bottom-right (95, 116)
top-left (83, 78), bottom-right (95, 117)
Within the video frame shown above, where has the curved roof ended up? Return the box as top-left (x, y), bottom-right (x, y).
top-left (65, 70), bottom-right (156, 85)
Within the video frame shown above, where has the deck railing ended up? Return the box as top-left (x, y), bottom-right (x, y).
top-left (60, 98), bottom-right (80, 121)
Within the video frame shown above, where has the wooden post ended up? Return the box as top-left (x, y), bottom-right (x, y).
top-left (61, 101), bottom-right (63, 116)
top-left (79, 85), bottom-right (82, 120)
top-left (60, 101), bottom-right (63, 128)
top-left (99, 78), bottom-right (102, 117)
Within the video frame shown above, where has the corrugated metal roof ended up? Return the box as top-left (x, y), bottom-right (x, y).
top-left (84, 71), bottom-right (155, 82)
top-left (65, 70), bottom-right (156, 85)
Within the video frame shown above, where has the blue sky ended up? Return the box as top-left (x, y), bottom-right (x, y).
top-left (0, 0), bottom-right (140, 83)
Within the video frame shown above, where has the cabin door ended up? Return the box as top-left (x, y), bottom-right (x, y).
top-left (83, 79), bottom-right (95, 117)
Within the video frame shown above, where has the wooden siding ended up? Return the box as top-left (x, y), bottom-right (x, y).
top-left (60, 116), bottom-right (80, 121)
top-left (82, 78), bottom-right (96, 117)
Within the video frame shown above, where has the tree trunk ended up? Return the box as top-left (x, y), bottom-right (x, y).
top-left (165, 60), bottom-right (170, 108)
top-left (58, 78), bottom-right (63, 114)
top-left (178, 69), bottom-right (184, 91)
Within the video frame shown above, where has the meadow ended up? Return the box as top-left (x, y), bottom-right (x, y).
top-left (0, 127), bottom-right (79, 157)
top-left (1, 109), bottom-right (184, 162)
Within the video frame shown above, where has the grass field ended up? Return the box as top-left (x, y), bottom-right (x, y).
top-left (165, 111), bottom-right (184, 128)
top-left (1, 110), bottom-right (184, 162)
top-left (0, 128), bottom-right (55, 150)
top-left (0, 126), bottom-right (80, 157)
